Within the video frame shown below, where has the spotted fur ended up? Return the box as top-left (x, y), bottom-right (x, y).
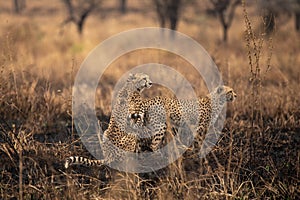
top-left (129, 85), bottom-right (237, 152)
top-left (65, 73), bottom-right (152, 168)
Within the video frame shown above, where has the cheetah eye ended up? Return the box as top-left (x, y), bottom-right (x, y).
top-left (131, 113), bottom-right (140, 119)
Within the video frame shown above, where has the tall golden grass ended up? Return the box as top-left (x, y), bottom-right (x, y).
top-left (0, 0), bottom-right (299, 199)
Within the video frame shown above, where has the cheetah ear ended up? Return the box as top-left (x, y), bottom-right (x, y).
top-left (217, 86), bottom-right (223, 94)
top-left (128, 73), bottom-right (134, 81)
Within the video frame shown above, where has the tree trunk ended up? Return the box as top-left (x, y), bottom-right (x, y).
top-left (295, 0), bottom-right (300, 31)
top-left (168, 0), bottom-right (180, 30)
top-left (296, 12), bottom-right (300, 31)
top-left (119, 0), bottom-right (127, 14)
top-left (264, 10), bottom-right (275, 35)
top-left (223, 24), bottom-right (228, 42)
top-left (77, 10), bottom-right (91, 35)
top-left (154, 0), bottom-right (166, 28)
top-left (13, 0), bottom-right (25, 13)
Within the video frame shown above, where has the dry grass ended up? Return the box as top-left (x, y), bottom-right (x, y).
top-left (0, 0), bottom-right (299, 199)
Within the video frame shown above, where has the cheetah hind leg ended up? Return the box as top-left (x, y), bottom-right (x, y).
top-left (64, 156), bottom-right (105, 168)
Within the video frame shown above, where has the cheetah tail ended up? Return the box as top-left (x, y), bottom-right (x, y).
top-left (64, 156), bottom-right (104, 168)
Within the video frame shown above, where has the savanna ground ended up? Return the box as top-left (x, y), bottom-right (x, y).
top-left (0, 0), bottom-right (299, 199)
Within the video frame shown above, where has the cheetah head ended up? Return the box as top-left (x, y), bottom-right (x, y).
top-left (128, 73), bottom-right (153, 92)
top-left (211, 85), bottom-right (237, 103)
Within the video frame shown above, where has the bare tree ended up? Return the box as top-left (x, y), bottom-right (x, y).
top-left (13, 0), bottom-right (26, 14)
top-left (153, 0), bottom-right (182, 30)
top-left (259, 0), bottom-right (300, 34)
top-left (261, 4), bottom-right (276, 35)
top-left (61, 0), bottom-right (102, 35)
top-left (210, 0), bottom-right (241, 42)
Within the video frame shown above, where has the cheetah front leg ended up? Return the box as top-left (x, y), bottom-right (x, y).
top-left (146, 101), bottom-right (167, 151)
top-left (149, 122), bottom-right (167, 151)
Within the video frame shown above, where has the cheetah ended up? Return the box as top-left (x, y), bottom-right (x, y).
top-left (128, 85), bottom-right (237, 152)
top-left (65, 73), bottom-right (153, 168)
top-left (65, 73), bottom-right (237, 168)
top-left (164, 85), bottom-right (237, 151)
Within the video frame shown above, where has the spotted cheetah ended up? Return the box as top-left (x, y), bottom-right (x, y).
top-left (128, 85), bottom-right (237, 152)
top-left (65, 73), bottom-right (153, 168)
top-left (65, 73), bottom-right (237, 168)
